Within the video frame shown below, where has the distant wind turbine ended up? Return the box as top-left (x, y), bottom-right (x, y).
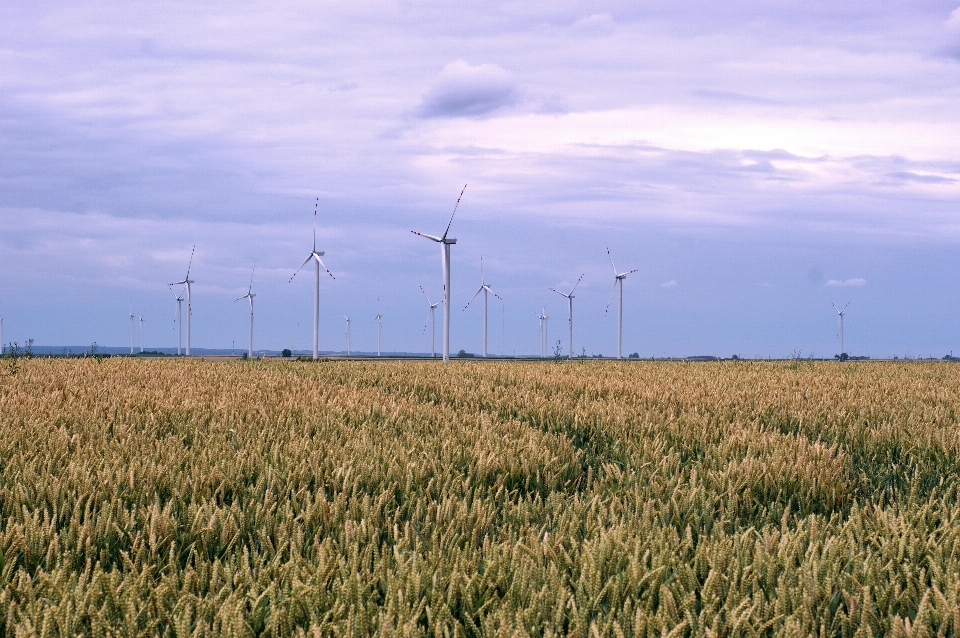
top-left (139, 316), bottom-right (144, 353)
top-left (605, 247), bottom-right (639, 360)
top-left (420, 286), bottom-right (441, 358)
top-left (129, 307), bottom-right (135, 355)
top-left (550, 274), bottom-right (584, 359)
top-left (464, 255), bottom-right (502, 358)
top-left (343, 315), bottom-right (352, 355)
top-left (168, 246), bottom-right (195, 355)
top-left (374, 310), bottom-right (382, 357)
top-left (832, 302), bottom-right (850, 357)
top-left (537, 307), bottom-right (549, 358)
top-left (290, 199), bottom-right (335, 360)
top-left (169, 286), bottom-right (185, 355)
top-left (235, 267), bottom-right (256, 358)
top-left (412, 185), bottom-right (466, 362)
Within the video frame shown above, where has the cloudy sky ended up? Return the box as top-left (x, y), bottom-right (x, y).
top-left (2, 1), bottom-right (960, 357)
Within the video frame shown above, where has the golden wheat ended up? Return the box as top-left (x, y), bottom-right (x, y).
top-left (1, 358), bottom-right (960, 636)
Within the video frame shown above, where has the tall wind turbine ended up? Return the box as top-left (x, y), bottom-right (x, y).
top-left (290, 199), bottom-right (335, 360)
top-left (168, 246), bottom-right (195, 356)
top-left (139, 316), bottom-right (145, 353)
top-left (412, 185), bottom-right (466, 362)
top-left (129, 307), bottom-right (135, 355)
top-left (464, 255), bottom-right (501, 358)
top-left (832, 302), bottom-right (850, 357)
top-left (343, 316), bottom-right (352, 355)
top-left (169, 286), bottom-right (185, 355)
top-left (374, 311), bottom-right (382, 357)
top-left (235, 267), bottom-right (256, 358)
top-left (605, 247), bottom-right (639, 360)
top-left (420, 286), bottom-right (440, 358)
top-left (550, 274), bottom-right (584, 359)
top-left (537, 308), bottom-right (549, 358)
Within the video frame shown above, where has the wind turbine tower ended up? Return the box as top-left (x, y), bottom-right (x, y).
top-left (420, 286), bottom-right (440, 358)
top-left (343, 316), bottom-right (351, 355)
top-left (168, 246), bottom-right (195, 355)
top-left (412, 185), bottom-right (466, 362)
top-left (464, 255), bottom-right (502, 358)
top-left (129, 307), bottom-right (135, 355)
top-left (235, 267), bottom-right (256, 358)
top-left (550, 275), bottom-right (584, 359)
top-left (139, 316), bottom-right (144, 353)
top-left (605, 248), bottom-right (639, 359)
top-left (374, 312), bottom-right (382, 357)
top-left (832, 302), bottom-right (850, 357)
top-left (290, 199), bottom-right (335, 360)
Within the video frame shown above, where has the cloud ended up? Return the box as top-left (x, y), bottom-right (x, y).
top-left (826, 278), bottom-right (866, 287)
top-left (416, 60), bottom-right (518, 119)
top-left (660, 280), bottom-right (677, 288)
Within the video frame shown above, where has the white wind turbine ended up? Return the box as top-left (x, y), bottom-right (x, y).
top-left (832, 302), bottom-right (850, 357)
top-left (235, 267), bottom-right (256, 358)
top-left (537, 307), bottom-right (549, 358)
top-left (343, 315), bottom-right (351, 355)
top-left (420, 286), bottom-right (441, 358)
top-left (290, 199), bottom-right (335, 360)
top-left (463, 255), bottom-right (502, 358)
top-left (605, 247), bottom-right (639, 360)
top-left (374, 311), bottom-right (382, 357)
top-left (168, 286), bottom-right (185, 355)
top-left (139, 316), bottom-right (145, 353)
top-left (412, 185), bottom-right (466, 362)
top-left (550, 274), bottom-right (584, 359)
top-left (129, 307), bottom-right (135, 355)
top-left (168, 246), bottom-right (195, 356)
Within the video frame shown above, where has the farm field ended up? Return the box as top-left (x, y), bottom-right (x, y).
top-left (2, 359), bottom-right (960, 636)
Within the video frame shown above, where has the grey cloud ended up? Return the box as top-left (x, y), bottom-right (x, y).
top-left (884, 171), bottom-right (956, 184)
top-left (416, 60), bottom-right (518, 119)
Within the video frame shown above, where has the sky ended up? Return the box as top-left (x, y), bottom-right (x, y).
top-left (2, 1), bottom-right (960, 358)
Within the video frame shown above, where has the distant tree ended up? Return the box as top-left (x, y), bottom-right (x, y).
top-left (628, 352), bottom-right (640, 359)
top-left (281, 349), bottom-right (292, 358)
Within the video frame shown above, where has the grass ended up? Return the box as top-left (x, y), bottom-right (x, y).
top-left (2, 358), bottom-right (960, 636)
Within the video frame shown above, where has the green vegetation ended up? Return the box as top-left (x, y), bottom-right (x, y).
top-left (1, 359), bottom-right (960, 635)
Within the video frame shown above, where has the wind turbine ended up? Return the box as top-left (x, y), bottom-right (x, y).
top-left (168, 286), bottom-right (185, 355)
top-left (290, 199), bottom-right (335, 360)
top-left (168, 246), bottom-right (195, 356)
top-left (463, 255), bottom-right (501, 358)
top-left (412, 185), bottom-right (466, 362)
top-left (129, 307), bottom-right (135, 355)
top-left (537, 307), bottom-right (549, 358)
top-left (832, 302), bottom-right (850, 357)
top-left (605, 247), bottom-right (639, 360)
top-left (343, 316), bottom-right (351, 355)
top-left (374, 311), bottom-right (382, 357)
top-left (550, 274), bottom-right (584, 359)
top-left (420, 286), bottom-right (441, 358)
top-left (139, 316), bottom-right (144, 353)
top-left (1, 317), bottom-right (4, 355)
top-left (235, 267), bottom-right (256, 358)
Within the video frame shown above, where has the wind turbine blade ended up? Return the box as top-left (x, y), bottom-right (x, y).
top-left (604, 278), bottom-right (618, 315)
top-left (314, 254), bottom-right (336, 279)
top-left (289, 254), bottom-right (313, 282)
top-left (442, 184), bottom-right (467, 241)
top-left (621, 268), bottom-right (639, 277)
top-left (483, 284), bottom-right (502, 301)
top-left (249, 266), bottom-right (255, 289)
top-left (607, 247), bottom-right (618, 275)
top-left (549, 287), bottom-right (568, 298)
top-left (412, 231), bottom-right (442, 242)
top-left (185, 245), bottom-right (195, 279)
top-left (420, 285), bottom-right (432, 306)
top-left (463, 285), bottom-right (483, 309)
top-left (569, 273), bottom-right (585, 295)
top-left (313, 198), bottom-right (318, 251)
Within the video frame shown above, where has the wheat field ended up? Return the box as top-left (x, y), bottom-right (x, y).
top-left (1, 358), bottom-right (960, 636)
